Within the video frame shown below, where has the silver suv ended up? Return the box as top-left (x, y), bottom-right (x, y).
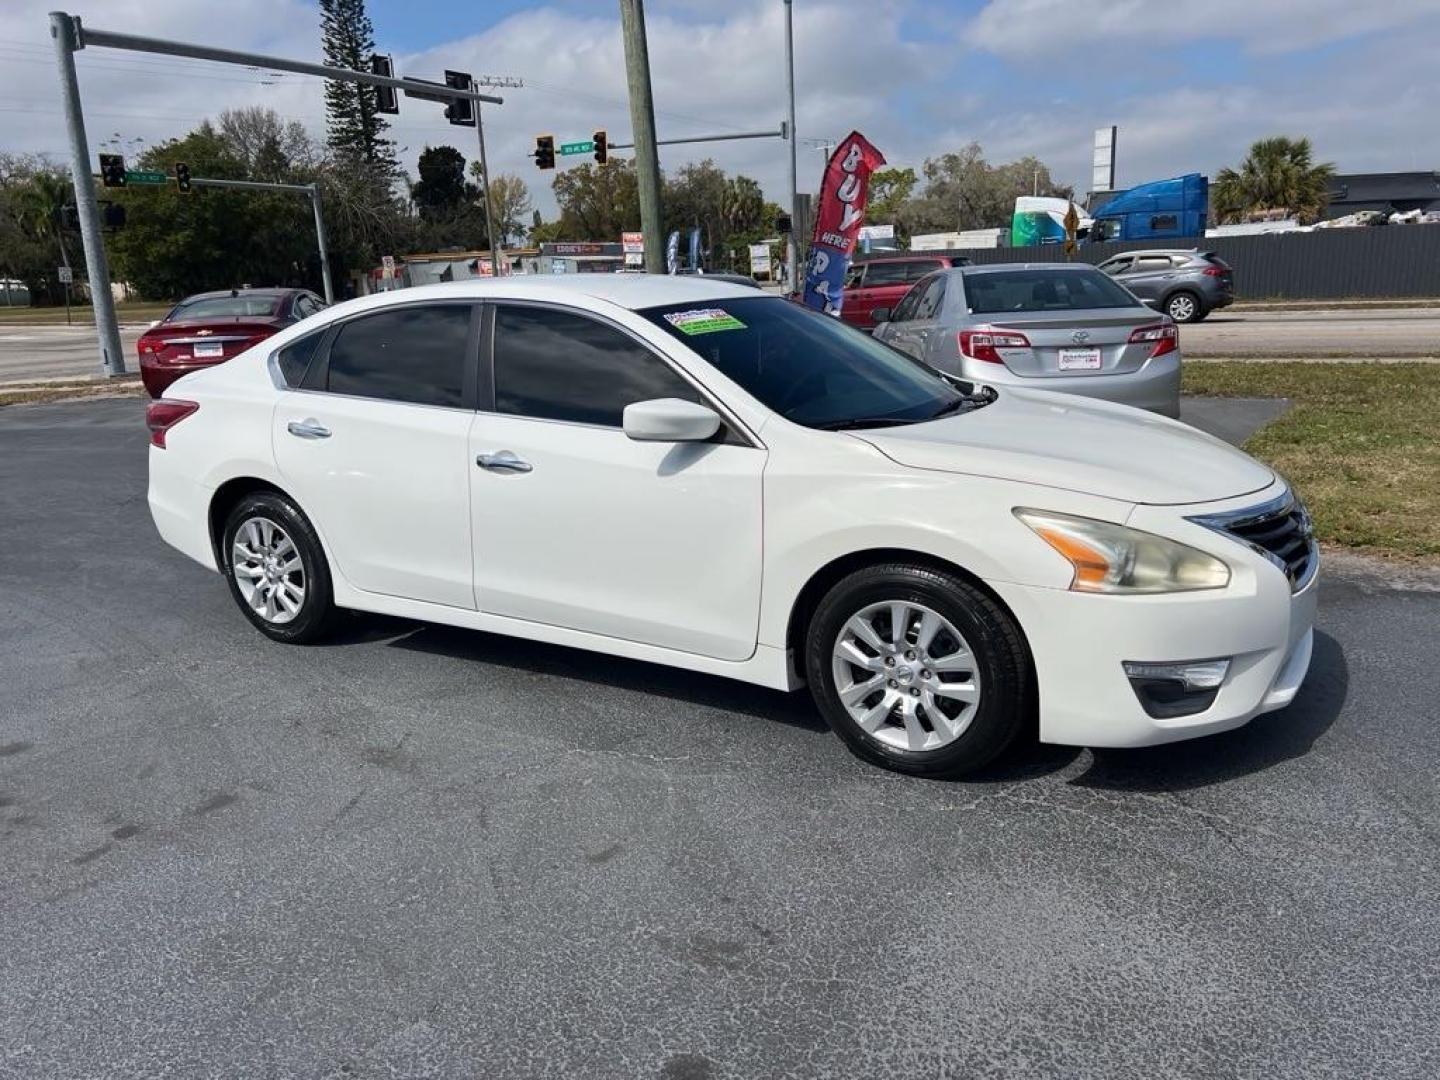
top-left (1096, 249), bottom-right (1234, 323)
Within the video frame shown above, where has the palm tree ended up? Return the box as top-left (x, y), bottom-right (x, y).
top-left (1213, 137), bottom-right (1336, 225)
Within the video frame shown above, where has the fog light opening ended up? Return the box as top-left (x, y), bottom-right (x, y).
top-left (1123, 658), bottom-right (1231, 719)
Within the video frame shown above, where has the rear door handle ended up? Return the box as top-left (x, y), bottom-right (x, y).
top-left (476, 450), bottom-right (533, 474)
top-left (286, 419), bottom-right (331, 439)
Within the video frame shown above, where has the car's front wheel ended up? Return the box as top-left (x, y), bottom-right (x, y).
top-left (221, 491), bottom-right (339, 644)
top-left (805, 563), bottom-right (1033, 778)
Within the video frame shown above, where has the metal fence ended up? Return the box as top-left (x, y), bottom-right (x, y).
top-left (932, 227), bottom-right (1440, 300)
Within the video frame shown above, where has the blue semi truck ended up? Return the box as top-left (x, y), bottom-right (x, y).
top-left (1009, 173), bottom-right (1209, 246)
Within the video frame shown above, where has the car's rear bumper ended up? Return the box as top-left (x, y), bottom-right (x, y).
top-left (990, 548), bottom-right (1318, 749)
top-left (148, 446), bottom-right (218, 572)
top-left (960, 352), bottom-right (1182, 417)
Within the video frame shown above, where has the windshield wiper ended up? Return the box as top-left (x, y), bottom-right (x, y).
top-left (813, 416), bottom-right (921, 431)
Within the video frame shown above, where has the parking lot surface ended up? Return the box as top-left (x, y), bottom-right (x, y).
top-left (2, 399), bottom-right (1438, 1079)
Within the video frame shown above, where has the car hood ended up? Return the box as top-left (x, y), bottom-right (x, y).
top-left (852, 388), bottom-right (1276, 506)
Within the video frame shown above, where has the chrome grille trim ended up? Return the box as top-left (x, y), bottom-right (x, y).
top-left (1188, 491), bottom-right (1318, 593)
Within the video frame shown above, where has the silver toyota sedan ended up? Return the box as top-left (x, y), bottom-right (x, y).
top-left (871, 263), bottom-right (1181, 416)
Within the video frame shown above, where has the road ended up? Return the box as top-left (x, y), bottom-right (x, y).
top-left (1182, 305), bottom-right (1440, 357)
top-left (2, 398), bottom-right (1437, 1078)
top-left (0, 306), bottom-right (1437, 384)
top-left (0, 323), bottom-right (143, 383)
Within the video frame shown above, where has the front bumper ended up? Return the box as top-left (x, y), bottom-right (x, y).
top-left (988, 488), bottom-right (1318, 748)
top-left (959, 352), bottom-right (1181, 418)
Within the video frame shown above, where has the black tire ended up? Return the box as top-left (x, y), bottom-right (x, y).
top-left (1165, 290), bottom-right (1203, 323)
top-left (804, 563), bottom-right (1033, 778)
top-left (220, 491), bottom-right (340, 644)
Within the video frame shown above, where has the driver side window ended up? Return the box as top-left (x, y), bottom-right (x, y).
top-left (1102, 258), bottom-right (1132, 276)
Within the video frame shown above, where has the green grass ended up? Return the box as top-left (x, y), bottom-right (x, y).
top-left (1183, 362), bottom-right (1440, 560)
top-left (0, 301), bottom-right (171, 326)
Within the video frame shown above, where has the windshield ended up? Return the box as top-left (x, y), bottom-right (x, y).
top-left (640, 297), bottom-right (966, 429)
top-left (965, 268), bottom-right (1139, 314)
top-left (169, 295), bottom-right (281, 321)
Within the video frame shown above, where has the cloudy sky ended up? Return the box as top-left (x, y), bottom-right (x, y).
top-left (2, 0), bottom-right (1437, 217)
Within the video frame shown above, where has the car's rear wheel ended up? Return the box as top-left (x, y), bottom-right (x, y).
top-left (805, 563), bottom-right (1033, 778)
top-left (221, 492), bottom-right (338, 644)
top-left (1165, 290), bottom-right (1202, 323)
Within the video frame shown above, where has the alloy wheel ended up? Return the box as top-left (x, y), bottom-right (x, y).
top-left (830, 600), bottom-right (982, 752)
top-left (1168, 294), bottom-right (1196, 321)
top-left (231, 515), bottom-right (306, 625)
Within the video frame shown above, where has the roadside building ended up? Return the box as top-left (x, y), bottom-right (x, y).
top-left (1325, 172), bottom-right (1440, 220)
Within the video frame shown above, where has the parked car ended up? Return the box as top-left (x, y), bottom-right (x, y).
top-left (1095, 249), bottom-right (1234, 323)
top-left (841, 253), bottom-right (971, 331)
top-left (148, 276), bottom-right (1316, 779)
top-left (873, 263), bottom-right (1182, 416)
top-left (137, 287), bottom-right (327, 397)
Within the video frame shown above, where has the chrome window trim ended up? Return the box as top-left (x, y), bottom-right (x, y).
top-left (1187, 490), bottom-right (1319, 593)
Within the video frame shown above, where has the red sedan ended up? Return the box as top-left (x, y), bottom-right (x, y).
top-left (137, 288), bottom-right (326, 398)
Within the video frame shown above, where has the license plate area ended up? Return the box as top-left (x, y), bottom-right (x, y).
top-left (193, 342), bottom-right (224, 358)
top-left (1057, 347), bottom-right (1102, 371)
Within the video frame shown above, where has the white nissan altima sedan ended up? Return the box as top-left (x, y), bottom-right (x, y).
top-left (147, 275), bottom-right (1318, 778)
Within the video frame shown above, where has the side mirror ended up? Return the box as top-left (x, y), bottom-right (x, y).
top-left (147, 319), bottom-right (161, 328)
top-left (871, 307), bottom-right (892, 323)
top-left (623, 398), bottom-right (721, 443)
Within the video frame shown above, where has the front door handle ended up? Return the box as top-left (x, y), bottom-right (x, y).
top-left (476, 450), bottom-right (533, 474)
top-left (287, 419), bottom-right (331, 439)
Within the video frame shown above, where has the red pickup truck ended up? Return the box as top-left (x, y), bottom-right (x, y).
top-left (840, 253), bottom-right (971, 331)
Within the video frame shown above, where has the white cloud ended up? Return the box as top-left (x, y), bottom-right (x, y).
top-left (965, 0), bottom-right (1440, 57)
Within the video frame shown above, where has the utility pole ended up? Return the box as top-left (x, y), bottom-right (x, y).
top-left (50, 12), bottom-right (125, 377)
top-left (784, 0), bottom-right (799, 295)
top-left (308, 185), bottom-right (334, 303)
top-left (472, 88), bottom-right (505, 277)
top-left (618, 0), bottom-right (665, 274)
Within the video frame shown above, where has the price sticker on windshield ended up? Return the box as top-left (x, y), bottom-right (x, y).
top-left (664, 308), bottom-right (746, 335)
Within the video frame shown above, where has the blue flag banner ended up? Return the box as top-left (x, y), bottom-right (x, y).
top-left (687, 227), bottom-right (702, 271)
top-left (666, 231), bottom-right (680, 275)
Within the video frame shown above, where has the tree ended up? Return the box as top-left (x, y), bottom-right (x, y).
top-left (467, 167), bottom-right (533, 247)
top-left (219, 107), bottom-right (319, 182)
top-left (896, 143), bottom-right (1072, 236)
top-left (1212, 136), bottom-right (1335, 224)
top-left (319, 0), bottom-right (398, 177)
top-left (0, 154), bottom-right (73, 304)
top-left (412, 146), bottom-right (475, 220)
top-left (661, 160), bottom-right (769, 270)
top-left (866, 166), bottom-right (917, 225)
top-left (552, 161), bottom-right (640, 241)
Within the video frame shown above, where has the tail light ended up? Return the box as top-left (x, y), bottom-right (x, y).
top-left (1202, 266), bottom-right (1226, 277)
top-left (146, 399), bottom-right (199, 448)
top-left (959, 327), bottom-right (1030, 364)
top-left (137, 336), bottom-right (158, 355)
top-left (1128, 323), bottom-right (1178, 358)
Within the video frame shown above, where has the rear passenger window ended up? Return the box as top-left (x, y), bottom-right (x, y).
top-left (860, 262), bottom-right (911, 285)
top-left (493, 305), bottom-right (701, 427)
top-left (905, 261), bottom-right (939, 282)
top-left (276, 331), bottom-right (324, 387)
top-left (324, 304), bottom-right (471, 407)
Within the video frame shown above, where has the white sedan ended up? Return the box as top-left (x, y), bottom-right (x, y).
top-left (147, 276), bottom-right (1318, 778)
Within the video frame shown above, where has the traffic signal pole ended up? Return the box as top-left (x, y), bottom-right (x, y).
top-left (618, 0), bottom-right (665, 274)
top-left (47, 10), bottom-right (505, 375)
top-left (472, 89), bottom-right (505, 277)
top-left (50, 12), bottom-right (125, 377)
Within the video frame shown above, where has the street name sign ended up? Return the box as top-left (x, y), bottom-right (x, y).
top-left (560, 140), bottom-right (595, 156)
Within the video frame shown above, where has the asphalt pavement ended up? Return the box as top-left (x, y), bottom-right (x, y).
top-left (0, 323), bottom-right (143, 383)
top-left (2, 398), bottom-right (1438, 1079)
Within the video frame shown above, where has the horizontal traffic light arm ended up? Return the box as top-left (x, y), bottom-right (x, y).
top-left (71, 19), bottom-right (504, 104)
top-left (605, 126), bottom-right (785, 150)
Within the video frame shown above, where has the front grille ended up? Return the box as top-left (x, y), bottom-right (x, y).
top-left (1189, 493), bottom-right (1317, 592)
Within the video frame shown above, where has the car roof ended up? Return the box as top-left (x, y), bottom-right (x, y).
top-left (956, 262), bottom-right (1102, 275)
top-left (1105, 249), bottom-right (1202, 258)
top-left (331, 275), bottom-right (768, 315)
top-left (179, 288), bottom-right (298, 302)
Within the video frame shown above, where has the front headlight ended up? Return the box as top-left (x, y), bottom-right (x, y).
top-left (1015, 508), bottom-right (1230, 594)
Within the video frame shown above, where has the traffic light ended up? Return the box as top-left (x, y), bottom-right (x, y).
top-left (776, 211), bottom-right (792, 235)
top-left (592, 130), bottom-right (608, 166)
top-left (534, 134), bottom-right (555, 171)
top-left (371, 54), bottom-right (399, 114)
top-left (99, 153), bottom-right (126, 188)
top-left (174, 162), bottom-right (191, 194)
top-left (443, 70), bottom-right (474, 126)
